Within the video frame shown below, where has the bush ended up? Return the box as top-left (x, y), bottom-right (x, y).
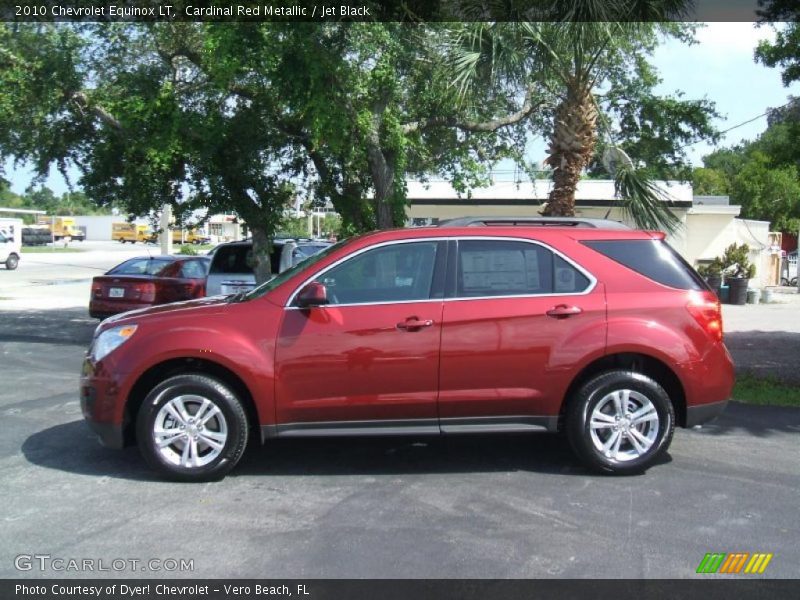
top-left (720, 243), bottom-right (756, 279)
top-left (178, 244), bottom-right (198, 255)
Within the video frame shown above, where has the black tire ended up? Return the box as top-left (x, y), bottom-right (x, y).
top-left (566, 370), bottom-right (675, 475)
top-left (5, 254), bottom-right (19, 270)
top-left (136, 374), bottom-right (249, 482)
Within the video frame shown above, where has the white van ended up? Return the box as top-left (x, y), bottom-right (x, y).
top-left (0, 218), bottom-right (23, 270)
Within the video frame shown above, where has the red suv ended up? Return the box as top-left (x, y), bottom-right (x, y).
top-left (80, 218), bottom-right (734, 481)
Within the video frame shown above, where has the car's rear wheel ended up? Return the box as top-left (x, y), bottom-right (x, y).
top-left (5, 254), bottom-right (19, 270)
top-left (137, 374), bottom-right (249, 481)
top-left (566, 370), bottom-right (675, 475)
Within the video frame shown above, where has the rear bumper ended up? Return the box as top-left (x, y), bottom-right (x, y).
top-left (685, 399), bottom-right (728, 427)
top-left (89, 299), bottom-right (148, 319)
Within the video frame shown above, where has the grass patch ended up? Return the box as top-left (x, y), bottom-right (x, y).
top-left (733, 373), bottom-right (800, 407)
top-left (176, 244), bottom-right (214, 255)
top-left (22, 246), bottom-right (85, 253)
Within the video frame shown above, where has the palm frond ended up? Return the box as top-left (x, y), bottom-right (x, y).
top-left (614, 166), bottom-right (682, 234)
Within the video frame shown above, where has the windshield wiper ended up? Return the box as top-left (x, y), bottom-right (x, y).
top-left (227, 291), bottom-right (248, 303)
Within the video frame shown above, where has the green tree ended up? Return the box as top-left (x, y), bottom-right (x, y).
top-left (1, 22), bottom-right (539, 281)
top-left (730, 151), bottom-right (800, 233)
top-left (692, 167), bottom-right (730, 196)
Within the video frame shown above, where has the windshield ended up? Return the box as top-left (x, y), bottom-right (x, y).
top-left (245, 239), bottom-right (351, 300)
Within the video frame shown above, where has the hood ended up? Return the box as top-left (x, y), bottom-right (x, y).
top-left (101, 295), bottom-right (230, 327)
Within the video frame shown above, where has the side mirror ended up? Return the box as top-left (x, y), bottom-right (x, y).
top-left (295, 281), bottom-right (328, 308)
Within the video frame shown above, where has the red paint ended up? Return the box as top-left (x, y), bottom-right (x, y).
top-left (81, 227), bottom-right (734, 442)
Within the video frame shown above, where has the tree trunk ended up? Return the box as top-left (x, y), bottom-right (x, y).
top-left (366, 141), bottom-right (397, 230)
top-left (542, 80), bottom-right (598, 217)
top-left (250, 225), bottom-right (273, 285)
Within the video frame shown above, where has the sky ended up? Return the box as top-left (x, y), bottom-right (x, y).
top-left (3, 22), bottom-right (799, 196)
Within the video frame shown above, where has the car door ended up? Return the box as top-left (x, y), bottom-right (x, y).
top-left (274, 240), bottom-right (447, 433)
top-left (438, 238), bottom-right (606, 431)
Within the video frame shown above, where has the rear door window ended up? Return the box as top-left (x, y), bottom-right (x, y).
top-left (455, 240), bottom-right (590, 297)
top-left (583, 239), bottom-right (705, 290)
top-left (210, 245), bottom-right (255, 274)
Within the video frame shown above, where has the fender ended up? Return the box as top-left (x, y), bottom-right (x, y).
top-left (105, 303), bottom-right (282, 427)
top-left (606, 316), bottom-right (700, 367)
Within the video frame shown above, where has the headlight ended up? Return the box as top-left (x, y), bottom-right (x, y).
top-left (91, 325), bottom-right (138, 362)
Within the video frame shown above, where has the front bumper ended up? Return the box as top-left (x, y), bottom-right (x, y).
top-left (84, 418), bottom-right (125, 449)
top-left (685, 399), bottom-right (728, 427)
top-left (80, 358), bottom-right (128, 449)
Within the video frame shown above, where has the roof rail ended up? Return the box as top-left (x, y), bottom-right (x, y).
top-left (436, 216), bottom-right (630, 229)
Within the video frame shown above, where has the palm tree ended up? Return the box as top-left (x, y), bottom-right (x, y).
top-left (448, 3), bottom-right (693, 232)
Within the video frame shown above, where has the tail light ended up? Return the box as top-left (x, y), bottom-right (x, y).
top-left (132, 282), bottom-right (156, 302)
top-left (180, 283), bottom-right (201, 299)
top-left (91, 280), bottom-right (102, 297)
top-left (687, 290), bottom-right (723, 342)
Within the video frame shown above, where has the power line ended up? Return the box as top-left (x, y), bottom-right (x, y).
top-left (679, 99), bottom-right (795, 150)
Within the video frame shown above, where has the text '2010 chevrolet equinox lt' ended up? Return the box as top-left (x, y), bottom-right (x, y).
top-left (81, 218), bottom-right (734, 481)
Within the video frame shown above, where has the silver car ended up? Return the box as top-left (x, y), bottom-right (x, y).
top-left (205, 239), bottom-right (332, 296)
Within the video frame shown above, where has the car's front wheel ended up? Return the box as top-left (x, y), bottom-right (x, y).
top-left (137, 374), bottom-right (249, 481)
top-left (566, 370), bottom-right (675, 475)
top-left (5, 254), bottom-right (19, 270)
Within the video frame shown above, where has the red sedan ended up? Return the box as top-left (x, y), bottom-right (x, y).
top-left (89, 255), bottom-right (210, 319)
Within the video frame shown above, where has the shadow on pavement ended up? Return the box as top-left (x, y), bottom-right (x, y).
top-left (21, 420), bottom-right (157, 482)
top-left (23, 420), bottom-right (674, 480)
top-left (725, 330), bottom-right (800, 385)
top-left (0, 307), bottom-right (96, 346)
top-left (692, 401), bottom-right (800, 438)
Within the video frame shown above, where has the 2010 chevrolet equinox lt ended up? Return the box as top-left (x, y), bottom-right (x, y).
top-left (81, 218), bottom-right (734, 481)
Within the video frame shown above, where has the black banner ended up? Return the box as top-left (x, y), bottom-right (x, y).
top-left (0, 0), bottom-right (782, 23)
top-left (3, 579), bottom-right (800, 600)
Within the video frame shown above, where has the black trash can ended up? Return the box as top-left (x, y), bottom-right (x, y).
top-left (727, 277), bottom-right (748, 305)
top-left (706, 274), bottom-right (722, 298)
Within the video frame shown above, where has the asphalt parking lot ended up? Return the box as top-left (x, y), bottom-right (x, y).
top-left (0, 248), bottom-right (798, 579)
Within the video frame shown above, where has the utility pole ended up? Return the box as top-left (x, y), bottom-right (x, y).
top-left (160, 204), bottom-right (173, 255)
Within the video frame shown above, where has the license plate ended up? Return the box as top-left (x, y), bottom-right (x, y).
top-left (109, 287), bottom-right (125, 298)
top-left (221, 283), bottom-right (254, 294)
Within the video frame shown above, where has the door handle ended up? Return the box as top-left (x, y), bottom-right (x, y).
top-left (546, 304), bottom-right (583, 319)
top-left (396, 318), bottom-right (434, 331)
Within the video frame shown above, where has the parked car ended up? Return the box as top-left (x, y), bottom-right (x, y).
top-left (0, 218), bottom-right (22, 270)
top-left (89, 255), bottom-right (210, 319)
top-left (81, 219), bottom-right (734, 481)
top-left (205, 238), bottom-right (332, 296)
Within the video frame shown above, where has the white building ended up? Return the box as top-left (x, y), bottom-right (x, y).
top-left (404, 179), bottom-right (773, 286)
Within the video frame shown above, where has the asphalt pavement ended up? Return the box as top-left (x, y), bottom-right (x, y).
top-left (0, 252), bottom-right (798, 579)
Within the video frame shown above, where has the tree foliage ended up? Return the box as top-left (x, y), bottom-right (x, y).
top-left (1, 22), bottom-right (539, 281)
top-left (0, 182), bottom-right (112, 223)
top-left (699, 118), bottom-right (800, 233)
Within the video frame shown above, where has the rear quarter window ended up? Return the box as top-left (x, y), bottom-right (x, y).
top-left (210, 246), bottom-right (255, 274)
top-left (583, 239), bottom-right (705, 290)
